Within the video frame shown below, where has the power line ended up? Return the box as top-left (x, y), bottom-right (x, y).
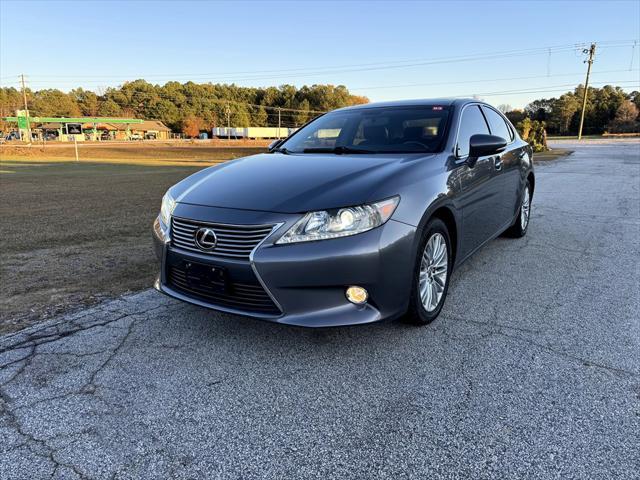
top-left (349, 68), bottom-right (640, 91)
top-left (469, 79), bottom-right (637, 96)
top-left (479, 79), bottom-right (638, 95)
top-left (220, 43), bottom-right (637, 83)
top-left (13, 67), bottom-right (640, 100)
top-left (5, 40), bottom-right (637, 83)
top-left (2, 44), bottom-right (584, 79)
top-left (465, 81), bottom-right (640, 98)
top-left (12, 65), bottom-right (640, 96)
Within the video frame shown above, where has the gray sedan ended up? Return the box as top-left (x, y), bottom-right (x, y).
top-left (152, 99), bottom-right (534, 327)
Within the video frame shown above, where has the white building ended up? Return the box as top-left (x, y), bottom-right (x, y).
top-left (212, 127), bottom-right (297, 139)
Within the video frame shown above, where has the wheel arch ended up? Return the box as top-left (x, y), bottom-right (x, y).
top-left (416, 204), bottom-right (459, 267)
top-left (431, 206), bottom-right (458, 265)
top-left (527, 171), bottom-right (535, 197)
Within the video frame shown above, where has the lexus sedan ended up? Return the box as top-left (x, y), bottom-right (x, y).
top-left (152, 99), bottom-right (534, 327)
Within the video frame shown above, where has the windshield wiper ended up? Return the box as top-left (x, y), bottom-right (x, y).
top-left (302, 146), bottom-right (373, 154)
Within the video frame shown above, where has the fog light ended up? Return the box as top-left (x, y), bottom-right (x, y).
top-left (346, 286), bottom-right (368, 305)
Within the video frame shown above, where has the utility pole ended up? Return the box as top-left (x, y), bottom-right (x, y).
top-left (225, 105), bottom-right (231, 141)
top-left (20, 74), bottom-right (32, 143)
top-left (277, 107), bottom-right (281, 139)
top-left (577, 43), bottom-right (596, 140)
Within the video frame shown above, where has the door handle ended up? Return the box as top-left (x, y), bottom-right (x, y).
top-left (494, 156), bottom-right (503, 171)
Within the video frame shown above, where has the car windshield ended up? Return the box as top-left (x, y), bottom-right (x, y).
top-left (279, 106), bottom-right (450, 154)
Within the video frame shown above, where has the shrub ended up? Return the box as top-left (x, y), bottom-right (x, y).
top-left (516, 117), bottom-right (548, 152)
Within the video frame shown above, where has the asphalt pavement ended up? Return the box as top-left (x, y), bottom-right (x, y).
top-left (1, 140), bottom-right (639, 479)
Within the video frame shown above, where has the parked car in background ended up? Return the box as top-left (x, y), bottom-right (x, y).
top-left (129, 133), bottom-right (143, 141)
top-left (152, 99), bottom-right (534, 327)
top-left (5, 131), bottom-right (20, 141)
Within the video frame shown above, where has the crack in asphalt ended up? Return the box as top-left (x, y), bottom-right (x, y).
top-left (1, 386), bottom-right (90, 480)
top-left (1, 310), bottom-right (134, 356)
top-left (1, 304), bottom-right (172, 408)
top-left (451, 315), bottom-right (639, 379)
top-left (496, 330), bottom-right (639, 378)
top-left (0, 301), bottom-right (177, 478)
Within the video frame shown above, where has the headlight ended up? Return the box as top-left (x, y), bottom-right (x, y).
top-left (160, 191), bottom-right (177, 226)
top-left (276, 196), bottom-right (400, 244)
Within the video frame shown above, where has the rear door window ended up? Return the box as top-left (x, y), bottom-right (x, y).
top-left (481, 106), bottom-right (512, 142)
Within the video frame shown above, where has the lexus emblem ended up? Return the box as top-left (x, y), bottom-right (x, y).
top-left (194, 227), bottom-right (218, 251)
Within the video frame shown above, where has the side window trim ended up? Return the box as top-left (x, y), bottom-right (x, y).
top-left (481, 105), bottom-right (516, 145)
top-left (454, 103), bottom-right (490, 159)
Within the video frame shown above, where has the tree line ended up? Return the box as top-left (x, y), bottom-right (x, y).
top-left (1, 81), bottom-right (638, 137)
top-left (502, 85), bottom-right (640, 136)
top-left (0, 80), bottom-right (369, 134)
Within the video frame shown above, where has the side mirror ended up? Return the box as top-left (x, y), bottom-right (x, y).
top-left (467, 134), bottom-right (507, 166)
top-left (268, 139), bottom-right (282, 152)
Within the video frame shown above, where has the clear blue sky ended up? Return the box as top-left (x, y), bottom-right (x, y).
top-left (1, 0), bottom-right (639, 108)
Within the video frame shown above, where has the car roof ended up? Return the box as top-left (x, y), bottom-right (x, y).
top-left (333, 98), bottom-right (482, 112)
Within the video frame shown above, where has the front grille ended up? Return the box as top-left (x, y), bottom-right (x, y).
top-left (171, 217), bottom-right (275, 260)
top-left (167, 264), bottom-right (280, 315)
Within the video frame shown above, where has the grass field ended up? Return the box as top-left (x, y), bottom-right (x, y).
top-left (0, 159), bottom-right (210, 333)
top-left (0, 141), bottom-right (268, 167)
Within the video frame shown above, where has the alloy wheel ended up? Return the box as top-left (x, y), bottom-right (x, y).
top-left (419, 233), bottom-right (448, 312)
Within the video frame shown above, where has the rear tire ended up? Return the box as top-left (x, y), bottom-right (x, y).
top-left (505, 180), bottom-right (531, 238)
top-left (404, 218), bottom-right (452, 325)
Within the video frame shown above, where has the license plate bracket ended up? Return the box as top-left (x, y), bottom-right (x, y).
top-left (183, 261), bottom-right (227, 293)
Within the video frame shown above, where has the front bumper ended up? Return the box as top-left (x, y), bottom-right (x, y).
top-left (153, 203), bottom-right (417, 327)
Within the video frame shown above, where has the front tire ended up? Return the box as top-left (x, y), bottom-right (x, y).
top-left (404, 218), bottom-right (452, 325)
top-left (505, 181), bottom-right (531, 238)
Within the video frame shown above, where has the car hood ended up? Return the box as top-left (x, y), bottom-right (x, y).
top-left (171, 152), bottom-right (432, 213)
